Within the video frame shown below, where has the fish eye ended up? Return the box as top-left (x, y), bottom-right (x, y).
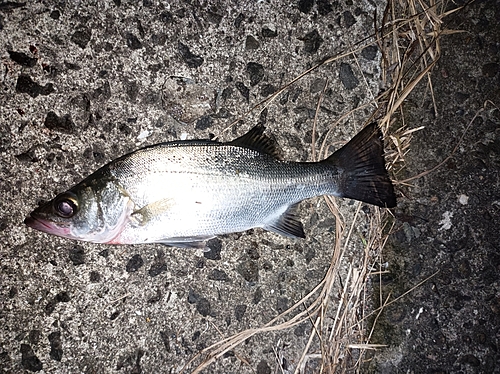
top-left (54, 193), bottom-right (79, 218)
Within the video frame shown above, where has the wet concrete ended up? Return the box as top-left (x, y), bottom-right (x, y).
top-left (365, 1), bottom-right (500, 372)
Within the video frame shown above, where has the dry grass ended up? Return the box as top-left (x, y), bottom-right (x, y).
top-left (182, 0), bottom-right (468, 373)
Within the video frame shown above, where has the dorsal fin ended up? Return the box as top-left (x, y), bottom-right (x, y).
top-left (228, 125), bottom-right (282, 159)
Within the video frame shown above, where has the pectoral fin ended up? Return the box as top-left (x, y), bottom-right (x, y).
top-left (264, 204), bottom-right (305, 239)
top-left (131, 198), bottom-right (173, 226)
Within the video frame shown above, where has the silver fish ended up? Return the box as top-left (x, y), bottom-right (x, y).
top-left (24, 123), bottom-right (396, 248)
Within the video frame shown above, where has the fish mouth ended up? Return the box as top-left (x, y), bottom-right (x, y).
top-left (24, 214), bottom-right (71, 237)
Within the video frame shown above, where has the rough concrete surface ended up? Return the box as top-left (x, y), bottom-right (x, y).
top-left (1, 1), bottom-right (386, 373)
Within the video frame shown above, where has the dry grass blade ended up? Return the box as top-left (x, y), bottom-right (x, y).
top-left (181, 1), bottom-right (468, 373)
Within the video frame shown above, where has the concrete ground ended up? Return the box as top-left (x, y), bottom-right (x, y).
top-left (1, 0), bottom-right (498, 374)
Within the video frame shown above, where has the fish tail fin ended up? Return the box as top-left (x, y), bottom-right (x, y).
top-left (325, 123), bottom-right (397, 208)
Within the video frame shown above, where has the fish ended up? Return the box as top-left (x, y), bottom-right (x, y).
top-left (24, 123), bottom-right (396, 248)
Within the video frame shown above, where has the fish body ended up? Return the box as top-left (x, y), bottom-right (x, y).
top-left (24, 124), bottom-right (396, 247)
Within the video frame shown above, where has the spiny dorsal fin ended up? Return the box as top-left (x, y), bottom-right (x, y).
top-left (228, 125), bottom-right (282, 159)
top-left (264, 203), bottom-right (305, 239)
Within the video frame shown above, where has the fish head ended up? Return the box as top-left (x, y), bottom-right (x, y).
top-left (25, 180), bottom-right (132, 243)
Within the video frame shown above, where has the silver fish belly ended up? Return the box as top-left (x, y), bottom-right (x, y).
top-left (24, 124), bottom-right (396, 247)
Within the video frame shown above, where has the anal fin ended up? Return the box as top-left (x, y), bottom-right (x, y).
top-left (264, 204), bottom-right (305, 239)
